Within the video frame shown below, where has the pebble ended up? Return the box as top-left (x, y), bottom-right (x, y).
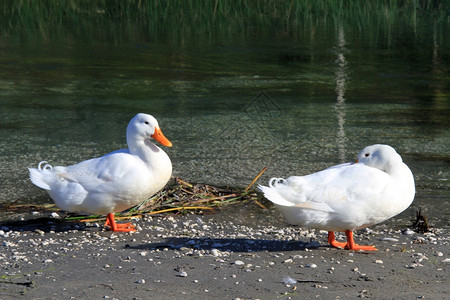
top-left (50, 212), bottom-right (60, 219)
top-left (35, 229), bottom-right (45, 236)
top-left (3, 241), bottom-right (18, 247)
top-left (283, 276), bottom-right (297, 285)
top-left (405, 263), bottom-right (423, 269)
top-left (234, 260), bottom-right (245, 266)
top-left (381, 237), bottom-right (399, 242)
top-left (0, 212), bottom-right (448, 300)
top-left (402, 228), bottom-right (414, 235)
top-left (178, 271), bottom-right (188, 277)
top-left (305, 241), bottom-right (321, 248)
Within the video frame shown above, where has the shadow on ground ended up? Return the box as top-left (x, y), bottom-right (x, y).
top-left (126, 237), bottom-right (325, 253)
top-left (0, 216), bottom-right (86, 233)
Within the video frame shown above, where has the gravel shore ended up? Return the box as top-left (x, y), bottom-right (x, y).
top-left (0, 204), bottom-right (448, 299)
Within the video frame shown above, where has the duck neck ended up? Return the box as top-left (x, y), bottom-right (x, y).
top-left (128, 138), bottom-right (164, 164)
top-left (387, 160), bottom-right (414, 186)
top-left (380, 153), bottom-right (402, 175)
top-left (128, 138), bottom-right (172, 190)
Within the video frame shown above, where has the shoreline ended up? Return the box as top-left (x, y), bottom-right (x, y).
top-left (0, 205), bottom-right (448, 299)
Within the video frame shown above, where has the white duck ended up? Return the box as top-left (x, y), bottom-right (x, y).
top-left (29, 113), bottom-right (172, 232)
top-left (259, 144), bottom-right (415, 251)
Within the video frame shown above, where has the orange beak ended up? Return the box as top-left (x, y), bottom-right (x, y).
top-left (355, 159), bottom-right (359, 163)
top-left (151, 126), bottom-right (172, 147)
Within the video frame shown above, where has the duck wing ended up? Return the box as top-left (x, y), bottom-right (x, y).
top-left (62, 150), bottom-right (148, 196)
top-left (261, 163), bottom-right (391, 213)
top-left (29, 150), bottom-right (151, 213)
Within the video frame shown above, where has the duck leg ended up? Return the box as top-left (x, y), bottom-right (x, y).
top-left (104, 213), bottom-right (136, 232)
top-left (327, 231), bottom-right (347, 249)
top-left (344, 230), bottom-right (377, 251)
top-left (328, 230), bottom-right (377, 251)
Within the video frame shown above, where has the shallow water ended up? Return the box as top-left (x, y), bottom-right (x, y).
top-left (0, 4), bottom-right (448, 227)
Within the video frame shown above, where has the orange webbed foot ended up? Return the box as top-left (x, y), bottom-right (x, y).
top-left (345, 244), bottom-right (378, 251)
top-left (108, 222), bottom-right (136, 232)
top-left (344, 230), bottom-right (377, 251)
top-left (330, 240), bottom-right (348, 249)
top-left (105, 213), bottom-right (136, 232)
top-left (328, 231), bottom-right (377, 251)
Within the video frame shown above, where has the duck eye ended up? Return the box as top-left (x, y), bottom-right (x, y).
top-left (365, 153), bottom-right (370, 157)
top-left (144, 121), bottom-right (149, 125)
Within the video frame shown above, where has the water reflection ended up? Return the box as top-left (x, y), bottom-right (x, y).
top-left (0, 5), bottom-right (448, 227)
top-left (333, 24), bottom-right (348, 163)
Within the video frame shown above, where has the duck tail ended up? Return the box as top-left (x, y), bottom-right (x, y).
top-left (258, 177), bottom-right (297, 207)
top-left (28, 161), bottom-right (53, 190)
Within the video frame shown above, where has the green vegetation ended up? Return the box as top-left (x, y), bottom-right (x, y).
top-left (0, 0), bottom-right (446, 43)
top-left (1, 176), bottom-right (265, 224)
top-left (76, 176), bottom-right (263, 224)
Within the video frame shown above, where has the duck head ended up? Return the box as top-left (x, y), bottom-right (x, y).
top-left (127, 113), bottom-right (172, 148)
top-left (356, 144), bottom-right (402, 173)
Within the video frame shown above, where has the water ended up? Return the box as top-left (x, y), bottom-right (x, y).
top-left (0, 4), bottom-right (448, 227)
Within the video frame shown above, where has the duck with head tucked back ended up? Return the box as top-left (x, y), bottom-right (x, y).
top-left (29, 113), bottom-right (173, 232)
top-left (259, 144), bottom-right (415, 251)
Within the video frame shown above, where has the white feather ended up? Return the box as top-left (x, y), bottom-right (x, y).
top-left (28, 113), bottom-right (172, 215)
top-left (259, 144), bottom-right (415, 232)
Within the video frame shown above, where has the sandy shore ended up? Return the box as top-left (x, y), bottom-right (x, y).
top-left (0, 205), bottom-right (448, 300)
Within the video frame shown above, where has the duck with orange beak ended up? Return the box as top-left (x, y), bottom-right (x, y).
top-left (29, 113), bottom-right (173, 232)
